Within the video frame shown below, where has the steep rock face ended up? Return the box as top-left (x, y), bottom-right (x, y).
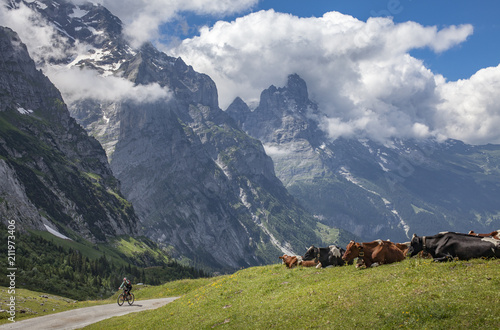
top-left (8, 0), bottom-right (335, 271)
top-left (227, 74), bottom-right (500, 242)
top-left (238, 74), bottom-right (321, 144)
top-left (0, 26), bottom-right (138, 242)
top-left (107, 44), bottom-right (324, 271)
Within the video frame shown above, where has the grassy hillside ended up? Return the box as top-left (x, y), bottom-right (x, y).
top-left (81, 257), bottom-right (500, 329)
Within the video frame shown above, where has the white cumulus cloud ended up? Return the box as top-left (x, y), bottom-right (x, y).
top-left (45, 66), bottom-right (172, 104)
top-left (437, 64), bottom-right (500, 144)
top-left (168, 10), bottom-right (500, 144)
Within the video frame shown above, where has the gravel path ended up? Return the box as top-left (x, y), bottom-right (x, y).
top-left (0, 297), bottom-right (180, 330)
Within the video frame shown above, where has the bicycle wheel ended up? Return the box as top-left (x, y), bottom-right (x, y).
top-left (117, 293), bottom-right (125, 306)
top-left (127, 292), bottom-right (135, 305)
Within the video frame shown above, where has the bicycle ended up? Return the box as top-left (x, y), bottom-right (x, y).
top-left (117, 288), bottom-right (135, 306)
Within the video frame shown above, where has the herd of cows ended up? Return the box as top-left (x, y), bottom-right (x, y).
top-left (279, 230), bottom-right (500, 269)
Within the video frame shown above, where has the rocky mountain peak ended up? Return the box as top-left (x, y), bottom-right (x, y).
top-left (284, 73), bottom-right (309, 104)
top-left (15, 0), bottom-right (123, 46)
top-left (226, 96), bottom-right (251, 127)
top-left (228, 73), bottom-right (322, 146)
top-left (257, 73), bottom-right (311, 116)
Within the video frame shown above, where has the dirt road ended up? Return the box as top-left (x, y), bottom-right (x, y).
top-left (0, 297), bottom-right (180, 330)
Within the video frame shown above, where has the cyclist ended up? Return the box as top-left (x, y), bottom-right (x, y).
top-left (119, 277), bottom-right (132, 297)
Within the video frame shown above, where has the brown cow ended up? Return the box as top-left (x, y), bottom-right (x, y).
top-left (279, 255), bottom-right (298, 268)
top-left (342, 240), bottom-right (405, 268)
top-left (468, 230), bottom-right (500, 240)
top-left (299, 259), bottom-right (321, 268)
top-left (396, 242), bottom-right (411, 255)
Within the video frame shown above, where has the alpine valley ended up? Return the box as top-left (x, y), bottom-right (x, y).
top-left (2, 0), bottom-right (500, 280)
top-left (1, 0), bottom-right (345, 274)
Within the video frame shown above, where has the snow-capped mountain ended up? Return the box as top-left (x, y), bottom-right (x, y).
top-left (227, 74), bottom-right (500, 242)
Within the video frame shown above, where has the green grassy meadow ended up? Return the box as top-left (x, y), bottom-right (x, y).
top-left (80, 257), bottom-right (500, 329)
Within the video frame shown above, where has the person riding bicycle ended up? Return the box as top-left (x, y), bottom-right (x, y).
top-left (119, 277), bottom-right (132, 297)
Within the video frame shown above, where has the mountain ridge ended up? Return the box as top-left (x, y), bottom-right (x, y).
top-left (227, 73), bottom-right (500, 242)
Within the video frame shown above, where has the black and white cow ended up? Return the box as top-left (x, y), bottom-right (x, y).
top-left (302, 245), bottom-right (346, 268)
top-left (409, 232), bottom-right (500, 262)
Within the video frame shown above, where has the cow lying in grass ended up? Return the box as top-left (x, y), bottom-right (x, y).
top-left (342, 240), bottom-right (405, 268)
top-left (279, 255), bottom-right (298, 268)
top-left (395, 242), bottom-right (411, 255)
top-left (409, 232), bottom-right (500, 261)
top-left (302, 245), bottom-right (346, 268)
top-left (279, 254), bottom-right (321, 268)
top-left (299, 259), bottom-right (321, 267)
top-left (468, 230), bottom-right (499, 240)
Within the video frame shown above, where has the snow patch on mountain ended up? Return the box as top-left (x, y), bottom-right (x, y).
top-left (17, 107), bottom-right (33, 115)
top-left (69, 7), bottom-right (88, 19)
top-left (68, 48), bottom-right (125, 75)
top-left (339, 166), bottom-right (410, 238)
top-left (382, 198), bottom-right (410, 238)
top-left (258, 222), bottom-right (295, 256)
top-left (44, 224), bottom-right (72, 240)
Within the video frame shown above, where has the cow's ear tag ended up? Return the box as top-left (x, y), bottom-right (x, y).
top-left (359, 251), bottom-right (364, 257)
